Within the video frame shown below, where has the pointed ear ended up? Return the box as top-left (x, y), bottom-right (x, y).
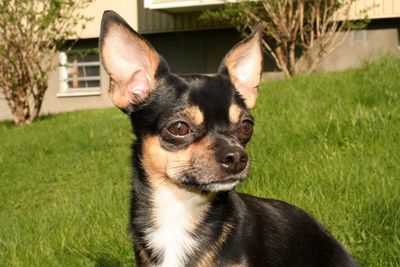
top-left (219, 26), bottom-right (263, 109)
top-left (99, 10), bottom-right (165, 110)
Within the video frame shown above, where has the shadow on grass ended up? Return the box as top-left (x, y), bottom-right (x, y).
top-left (0, 119), bottom-right (15, 129)
top-left (95, 254), bottom-right (124, 267)
top-left (0, 114), bottom-right (57, 129)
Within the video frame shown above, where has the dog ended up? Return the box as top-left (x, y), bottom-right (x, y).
top-left (99, 10), bottom-right (358, 267)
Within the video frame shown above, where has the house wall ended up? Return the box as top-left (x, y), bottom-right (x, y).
top-left (74, 0), bottom-right (400, 36)
top-left (317, 18), bottom-right (400, 72)
top-left (40, 63), bottom-right (113, 117)
top-left (147, 0), bottom-right (400, 19)
top-left (348, 0), bottom-right (400, 20)
top-left (138, 0), bottom-right (226, 34)
top-left (41, 38), bottom-right (114, 116)
top-left (144, 28), bottom-right (239, 73)
top-left (145, 18), bottom-right (399, 75)
top-left (78, 0), bottom-right (138, 38)
top-left (0, 94), bottom-right (12, 121)
top-left (143, 28), bottom-right (278, 74)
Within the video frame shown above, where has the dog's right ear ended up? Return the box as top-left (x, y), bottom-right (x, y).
top-left (99, 10), bottom-right (166, 110)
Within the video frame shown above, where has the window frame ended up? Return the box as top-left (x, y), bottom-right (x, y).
top-left (58, 50), bottom-right (102, 97)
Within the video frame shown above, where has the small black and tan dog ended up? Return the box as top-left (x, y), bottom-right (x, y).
top-left (99, 10), bottom-right (358, 267)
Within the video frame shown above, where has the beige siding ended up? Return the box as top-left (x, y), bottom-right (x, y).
top-left (77, 0), bottom-right (138, 39)
top-left (349, 0), bottom-right (400, 19)
top-left (330, 0), bottom-right (400, 20)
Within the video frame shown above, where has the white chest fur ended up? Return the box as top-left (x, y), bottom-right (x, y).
top-left (144, 184), bottom-right (210, 267)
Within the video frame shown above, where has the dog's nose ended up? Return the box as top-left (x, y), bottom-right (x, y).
top-left (216, 146), bottom-right (248, 173)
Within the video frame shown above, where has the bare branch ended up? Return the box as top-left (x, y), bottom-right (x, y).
top-left (0, 0), bottom-right (93, 126)
top-left (201, 0), bottom-right (365, 77)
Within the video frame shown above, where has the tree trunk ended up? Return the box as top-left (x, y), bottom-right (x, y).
top-left (11, 103), bottom-right (28, 126)
top-left (6, 86), bottom-right (43, 126)
top-left (275, 46), bottom-right (291, 77)
top-left (288, 42), bottom-right (297, 76)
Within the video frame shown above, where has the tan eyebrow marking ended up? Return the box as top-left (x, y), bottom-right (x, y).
top-left (229, 104), bottom-right (242, 124)
top-left (183, 106), bottom-right (204, 125)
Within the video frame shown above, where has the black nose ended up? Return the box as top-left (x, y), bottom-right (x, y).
top-left (216, 146), bottom-right (248, 174)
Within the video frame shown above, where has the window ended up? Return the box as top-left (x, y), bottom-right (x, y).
top-left (352, 30), bottom-right (367, 43)
top-left (58, 49), bottom-right (101, 97)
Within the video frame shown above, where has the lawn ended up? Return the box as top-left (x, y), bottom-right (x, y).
top-left (1, 55), bottom-right (399, 266)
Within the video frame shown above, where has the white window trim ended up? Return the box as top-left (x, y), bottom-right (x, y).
top-left (57, 51), bottom-right (101, 97)
top-left (144, 0), bottom-right (225, 10)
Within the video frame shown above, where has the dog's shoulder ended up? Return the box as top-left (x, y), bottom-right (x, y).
top-left (234, 192), bottom-right (358, 267)
top-left (238, 192), bottom-right (316, 223)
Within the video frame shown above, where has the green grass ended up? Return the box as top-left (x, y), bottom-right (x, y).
top-left (1, 55), bottom-right (399, 266)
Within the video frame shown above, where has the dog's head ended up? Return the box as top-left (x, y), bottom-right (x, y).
top-left (100, 11), bottom-right (263, 192)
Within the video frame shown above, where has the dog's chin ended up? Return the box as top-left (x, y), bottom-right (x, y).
top-left (178, 174), bottom-right (245, 192)
top-left (200, 179), bottom-right (241, 192)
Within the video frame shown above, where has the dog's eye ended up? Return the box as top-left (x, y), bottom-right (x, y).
top-left (167, 121), bottom-right (190, 136)
top-left (238, 120), bottom-right (253, 140)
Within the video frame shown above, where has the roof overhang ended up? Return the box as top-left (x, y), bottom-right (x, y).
top-left (144, 0), bottom-right (226, 12)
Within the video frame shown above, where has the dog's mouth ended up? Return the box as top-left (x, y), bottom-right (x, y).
top-left (165, 155), bottom-right (250, 192)
top-left (179, 174), bottom-right (245, 192)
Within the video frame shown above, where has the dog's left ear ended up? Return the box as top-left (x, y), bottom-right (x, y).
top-left (219, 26), bottom-right (263, 109)
top-left (99, 10), bottom-right (166, 110)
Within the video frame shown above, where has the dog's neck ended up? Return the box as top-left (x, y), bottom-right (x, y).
top-left (147, 181), bottom-right (212, 267)
top-left (132, 162), bottom-right (221, 267)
